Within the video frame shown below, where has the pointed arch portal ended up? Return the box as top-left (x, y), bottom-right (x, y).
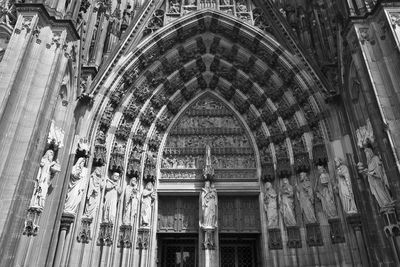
top-left (63, 8), bottom-right (357, 267)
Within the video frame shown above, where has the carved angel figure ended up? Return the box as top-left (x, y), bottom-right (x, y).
top-left (83, 167), bottom-right (103, 218)
top-left (102, 172), bottom-right (122, 223)
top-left (297, 172), bottom-right (317, 223)
top-left (141, 182), bottom-right (156, 227)
top-left (316, 165), bottom-right (337, 219)
top-left (279, 178), bottom-right (296, 227)
top-left (358, 147), bottom-right (394, 208)
top-left (335, 157), bottom-right (358, 214)
top-left (64, 158), bottom-right (87, 215)
top-left (201, 181), bottom-right (218, 228)
top-left (30, 149), bottom-right (60, 209)
top-left (122, 178), bottom-right (140, 225)
top-left (264, 182), bottom-right (278, 228)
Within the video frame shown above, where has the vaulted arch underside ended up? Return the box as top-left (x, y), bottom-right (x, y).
top-left (90, 10), bottom-right (332, 183)
top-left (61, 9), bottom-right (361, 267)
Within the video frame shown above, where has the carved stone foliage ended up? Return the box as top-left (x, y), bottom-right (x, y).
top-left (161, 95), bottom-right (256, 181)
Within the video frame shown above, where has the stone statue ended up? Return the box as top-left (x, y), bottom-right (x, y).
top-left (335, 157), bottom-right (358, 214)
top-left (316, 165), bottom-right (338, 219)
top-left (201, 181), bottom-right (218, 228)
top-left (279, 178), bottom-right (296, 227)
top-left (264, 182), bottom-right (278, 228)
top-left (203, 145), bottom-right (214, 179)
top-left (297, 172), bottom-right (317, 223)
top-left (64, 158), bottom-right (87, 215)
top-left (83, 167), bottom-right (103, 218)
top-left (358, 147), bottom-right (394, 208)
top-left (30, 149), bottom-right (60, 209)
top-left (102, 172), bottom-right (122, 223)
top-left (122, 178), bottom-right (140, 225)
top-left (141, 182), bottom-right (156, 227)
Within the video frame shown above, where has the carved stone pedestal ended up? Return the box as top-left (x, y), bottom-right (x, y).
top-left (97, 222), bottom-right (114, 246)
top-left (306, 223), bottom-right (323, 247)
top-left (381, 204), bottom-right (400, 237)
top-left (286, 226), bottom-right (301, 248)
top-left (328, 218), bottom-right (345, 244)
top-left (118, 225), bottom-right (133, 248)
top-left (23, 207), bottom-right (42, 236)
top-left (268, 228), bottom-right (283, 250)
top-left (380, 204), bottom-right (400, 265)
top-left (136, 228), bottom-right (150, 249)
top-left (201, 227), bottom-right (216, 250)
top-left (77, 217), bottom-right (93, 243)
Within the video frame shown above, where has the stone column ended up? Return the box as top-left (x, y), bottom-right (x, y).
top-left (54, 213), bottom-right (75, 267)
top-left (346, 214), bottom-right (370, 267)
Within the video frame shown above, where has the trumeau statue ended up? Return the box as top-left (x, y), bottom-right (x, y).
top-left (122, 178), bottom-right (140, 225)
top-left (297, 172), bottom-right (317, 224)
top-left (335, 157), bottom-right (358, 214)
top-left (140, 182), bottom-right (156, 227)
top-left (83, 167), bottom-right (103, 218)
top-left (102, 172), bottom-right (122, 223)
top-left (64, 158), bottom-right (87, 215)
top-left (358, 147), bottom-right (394, 208)
top-left (316, 165), bottom-right (338, 219)
top-left (279, 178), bottom-right (296, 227)
top-left (30, 149), bottom-right (60, 210)
top-left (264, 182), bottom-right (278, 228)
top-left (201, 180), bottom-right (218, 229)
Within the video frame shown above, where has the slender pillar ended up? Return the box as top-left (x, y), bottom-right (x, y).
top-left (53, 213), bottom-right (75, 267)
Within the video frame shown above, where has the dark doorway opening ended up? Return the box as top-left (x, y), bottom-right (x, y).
top-left (158, 234), bottom-right (198, 267)
top-left (219, 234), bottom-right (260, 267)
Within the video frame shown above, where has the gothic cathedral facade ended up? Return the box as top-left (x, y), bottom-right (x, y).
top-left (0, 0), bottom-right (400, 266)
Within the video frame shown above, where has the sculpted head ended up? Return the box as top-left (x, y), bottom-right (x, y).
top-left (299, 172), bottom-right (308, 181)
top-left (334, 157), bottom-right (342, 167)
top-left (317, 165), bottom-right (326, 174)
top-left (45, 149), bottom-right (54, 161)
top-left (364, 147), bottom-right (374, 161)
top-left (265, 182), bottom-right (272, 190)
top-left (145, 182), bottom-right (154, 190)
top-left (282, 178), bottom-right (289, 186)
top-left (130, 178), bottom-right (138, 188)
top-left (111, 172), bottom-right (120, 182)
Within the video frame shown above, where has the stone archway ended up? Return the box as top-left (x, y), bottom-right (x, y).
top-left (66, 9), bottom-right (346, 267)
